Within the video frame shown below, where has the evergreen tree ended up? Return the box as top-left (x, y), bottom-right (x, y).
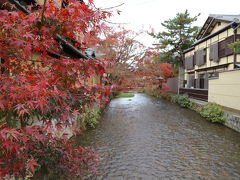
top-left (150, 10), bottom-right (200, 68)
top-left (230, 40), bottom-right (240, 54)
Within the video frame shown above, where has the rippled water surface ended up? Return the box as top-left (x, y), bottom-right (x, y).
top-left (76, 93), bottom-right (240, 180)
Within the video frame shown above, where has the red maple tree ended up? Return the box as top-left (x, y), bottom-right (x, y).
top-left (0, 0), bottom-right (112, 178)
top-left (96, 29), bottom-right (173, 91)
top-left (96, 26), bottom-right (147, 91)
top-left (135, 48), bottom-right (173, 89)
top-left (0, 0), bottom-right (111, 126)
top-left (0, 123), bottom-right (99, 178)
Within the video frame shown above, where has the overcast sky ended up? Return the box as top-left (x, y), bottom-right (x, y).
top-left (94, 0), bottom-right (240, 47)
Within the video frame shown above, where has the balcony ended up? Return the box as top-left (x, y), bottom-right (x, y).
top-left (179, 88), bottom-right (208, 101)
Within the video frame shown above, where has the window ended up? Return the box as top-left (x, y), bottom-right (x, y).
top-left (209, 43), bottom-right (219, 62)
top-left (197, 73), bottom-right (208, 89)
top-left (196, 48), bottom-right (206, 66)
top-left (183, 80), bottom-right (187, 88)
top-left (188, 74), bottom-right (195, 88)
top-left (218, 35), bottom-right (234, 58)
top-left (185, 55), bottom-right (194, 70)
top-left (199, 74), bottom-right (205, 89)
top-left (208, 72), bottom-right (219, 79)
top-left (203, 48), bottom-right (207, 64)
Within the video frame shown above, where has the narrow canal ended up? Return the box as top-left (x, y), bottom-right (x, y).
top-left (76, 93), bottom-right (240, 180)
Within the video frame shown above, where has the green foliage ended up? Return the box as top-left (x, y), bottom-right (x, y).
top-left (144, 88), bottom-right (174, 102)
top-left (174, 94), bottom-right (191, 108)
top-left (116, 93), bottom-right (135, 98)
top-left (150, 10), bottom-right (200, 67)
top-left (160, 93), bottom-right (173, 102)
top-left (144, 88), bottom-right (161, 98)
top-left (0, 110), bottom-right (18, 127)
top-left (230, 40), bottom-right (240, 54)
top-left (137, 89), bottom-right (145, 93)
top-left (198, 102), bottom-right (225, 123)
top-left (189, 102), bottom-right (201, 112)
top-left (82, 107), bottom-right (100, 129)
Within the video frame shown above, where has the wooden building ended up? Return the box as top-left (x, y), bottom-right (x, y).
top-left (180, 14), bottom-right (240, 111)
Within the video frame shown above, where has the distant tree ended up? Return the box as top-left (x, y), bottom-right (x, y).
top-left (135, 49), bottom-right (173, 89)
top-left (96, 27), bottom-right (173, 91)
top-left (230, 40), bottom-right (240, 54)
top-left (96, 26), bottom-right (146, 91)
top-left (150, 10), bottom-right (200, 68)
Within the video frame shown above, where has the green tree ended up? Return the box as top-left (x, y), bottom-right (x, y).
top-left (150, 10), bottom-right (200, 68)
top-left (230, 40), bottom-right (240, 54)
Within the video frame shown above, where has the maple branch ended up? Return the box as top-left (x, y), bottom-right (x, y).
top-left (102, 19), bottom-right (129, 25)
top-left (40, 0), bottom-right (47, 24)
top-left (95, 3), bottom-right (124, 10)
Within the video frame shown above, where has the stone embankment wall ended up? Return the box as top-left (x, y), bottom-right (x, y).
top-left (153, 92), bottom-right (240, 133)
top-left (224, 113), bottom-right (240, 132)
top-left (190, 98), bottom-right (240, 133)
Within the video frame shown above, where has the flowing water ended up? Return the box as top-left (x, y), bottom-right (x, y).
top-left (76, 93), bottom-right (240, 180)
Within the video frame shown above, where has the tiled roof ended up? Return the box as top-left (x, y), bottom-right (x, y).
top-left (196, 14), bottom-right (240, 40)
top-left (209, 14), bottom-right (240, 23)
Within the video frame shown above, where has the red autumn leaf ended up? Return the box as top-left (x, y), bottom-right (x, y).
top-left (0, 101), bottom-right (5, 111)
top-left (1, 140), bottom-right (20, 153)
top-left (26, 159), bottom-right (39, 173)
top-left (13, 161), bottom-right (24, 174)
top-left (10, 11), bottom-right (19, 17)
top-left (0, 0), bottom-right (111, 177)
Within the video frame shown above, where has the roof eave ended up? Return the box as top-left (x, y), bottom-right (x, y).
top-left (196, 15), bottom-right (236, 40)
top-left (183, 47), bottom-right (195, 54)
top-left (194, 22), bottom-right (238, 46)
top-left (8, 0), bottom-right (89, 59)
top-left (184, 21), bottom-right (239, 54)
top-left (196, 17), bottom-right (213, 40)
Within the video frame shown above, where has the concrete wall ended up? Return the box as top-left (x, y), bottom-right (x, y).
top-left (166, 77), bottom-right (178, 93)
top-left (209, 69), bottom-right (240, 111)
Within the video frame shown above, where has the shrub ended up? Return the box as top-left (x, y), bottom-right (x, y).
top-left (199, 102), bottom-right (225, 123)
top-left (160, 93), bottom-right (173, 101)
top-left (0, 124), bottom-right (98, 179)
top-left (137, 89), bottom-right (145, 93)
top-left (82, 107), bottom-right (100, 129)
top-left (174, 94), bottom-right (191, 108)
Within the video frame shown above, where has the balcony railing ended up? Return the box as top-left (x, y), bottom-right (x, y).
top-left (179, 88), bottom-right (208, 101)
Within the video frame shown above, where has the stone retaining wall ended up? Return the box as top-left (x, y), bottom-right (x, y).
top-left (190, 98), bottom-right (240, 133)
top-left (145, 91), bottom-right (240, 133)
top-left (169, 94), bottom-right (240, 133)
top-left (224, 113), bottom-right (240, 133)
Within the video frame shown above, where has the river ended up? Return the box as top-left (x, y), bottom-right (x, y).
top-left (76, 93), bottom-right (240, 180)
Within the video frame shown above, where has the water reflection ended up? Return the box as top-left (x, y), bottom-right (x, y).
top-left (76, 93), bottom-right (240, 180)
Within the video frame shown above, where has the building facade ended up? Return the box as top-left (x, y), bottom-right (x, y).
top-left (180, 14), bottom-right (240, 111)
